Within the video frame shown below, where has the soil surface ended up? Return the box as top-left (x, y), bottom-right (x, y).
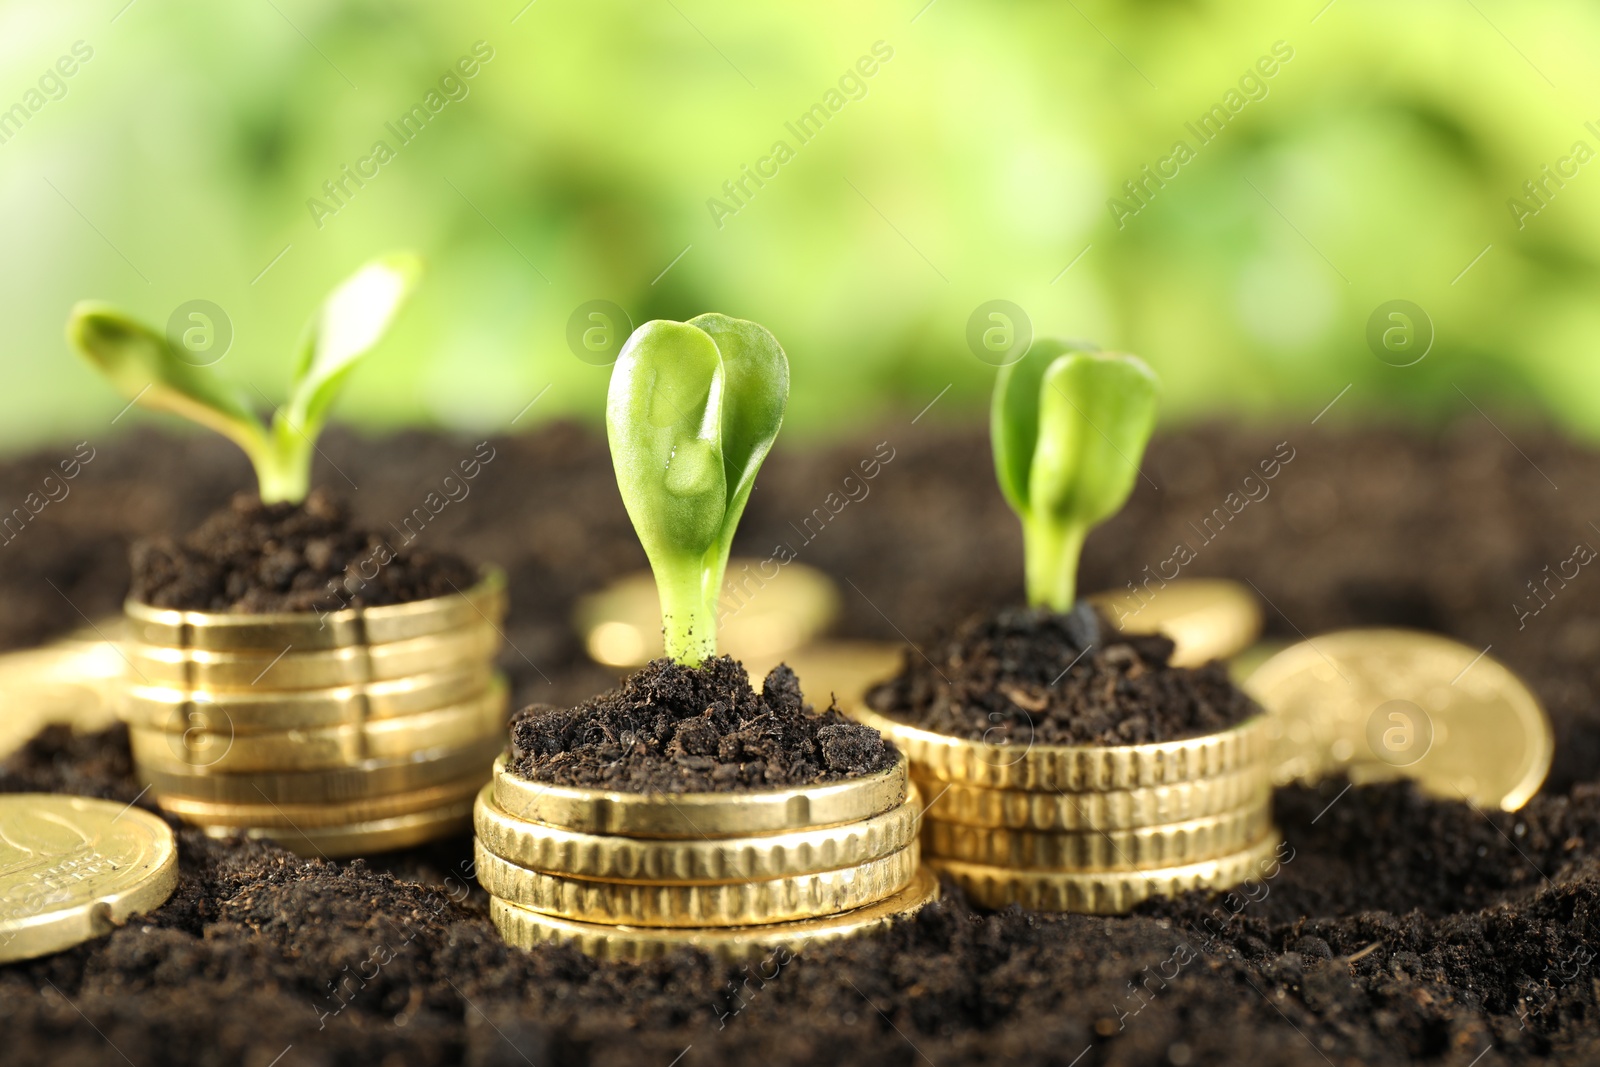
top-left (865, 604), bottom-right (1259, 745)
top-left (129, 488), bottom-right (479, 612)
top-left (508, 658), bottom-right (892, 792)
top-left (2, 417), bottom-right (1600, 1065)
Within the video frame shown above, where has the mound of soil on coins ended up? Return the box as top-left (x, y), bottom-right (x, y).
top-left (866, 604), bottom-right (1260, 745)
top-left (508, 658), bottom-right (893, 792)
top-left (129, 488), bottom-right (480, 613)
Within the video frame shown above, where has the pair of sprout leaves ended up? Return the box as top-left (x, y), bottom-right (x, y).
top-left (68, 254), bottom-right (423, 505)
top-left (68, 261), bottom-right (1156, 665)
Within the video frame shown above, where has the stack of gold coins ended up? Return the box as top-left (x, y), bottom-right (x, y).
top-left (475, 751), bottom-right (939, 960)
top-left (117, 571), bottom-right (509, 857)
top-left (849, 708), bottom-right (1279, 913)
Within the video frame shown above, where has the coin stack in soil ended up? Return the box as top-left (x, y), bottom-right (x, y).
top-left (475, 749), bottom-right (937, 961)
top-left (852, 711), bottom-right (1279, 913)
top-left (118, 571), bottom-right (509, 856)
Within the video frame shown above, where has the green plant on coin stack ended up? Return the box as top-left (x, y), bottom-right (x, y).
top-left (68, 256), bottom-right (509, 857)
top-left (851, 342), bottom-right (1283, 912)
top-left (475, 315), bottom-right (936, 960)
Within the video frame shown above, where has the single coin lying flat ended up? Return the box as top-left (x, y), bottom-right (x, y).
top-left (1243, 628), bottom-right (1552, 811)
top-left (0, 793), bottom-right (178, 963)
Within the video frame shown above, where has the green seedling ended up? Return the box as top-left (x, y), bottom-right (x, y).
top-left (67, 253), bottom-right (422, 504)
top-left (992, 340), bottom-right (1159, 612)
top-left (606, 314), bottom-right (788, 666)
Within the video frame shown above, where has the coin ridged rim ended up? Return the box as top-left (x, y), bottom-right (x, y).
top-left (923, 802), bottom-right (1272, 871)
top-left (202, 798), bottom-right (476, 858)
top-left (474, 783), bottom-right (922, 883)
top-left (474, 839), bottom-right (919, 927)
top-left (930, 832), bottom-right (1284, 914)
top-left (848, 704), bottom-right (1271, 792)
top-left (914, 768), bottom-right (1271, 831)
top-left (0, 795), bottom-right (179, 964)
top-left (122, 664), bottom-right (497, 733)
top-left (489, 867), bottom-right (941, 961)
top-left (157, 774), bottom-right (489, 829)
top-left (123, 622), bottom-right (500, 690)
top-left (490, 752), bottom-right (908, 839)
top-left (126, 679), bottom-right (508, 773)
top-left (134, 733), bottom-right (504, 802)
top-left (123, 568), bottom-right (506, 652)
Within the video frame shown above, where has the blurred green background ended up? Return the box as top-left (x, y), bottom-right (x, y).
top-left (2, 0), bottom-right (1598, 452)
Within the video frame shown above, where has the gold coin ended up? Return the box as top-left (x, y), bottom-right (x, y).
top-left (576, 560), bottom-right (839, 668)
top-left (914, 767), bottom-right (1270, 831)
top-left (923, 803), bottom-right (1271, 871)
top-left (202, 798), bottom-right (475, 858)
top-left (122, 663), bottom-right (496, 734)
top-left (931, 833), bottom-right (1285, 914)
top-left (1228, 640), bottom-right (1289, 687)
top-left (491, 752), bottom-right (908, 838)
top-left (474, 783), bottom-right (921, 882)
top-left (474, 840), bottom-right (919, 927)
top-left (848, 704), bottom-right (1271, 792)
top-left (1091, 579), bottom-right (1264, 668)
top-left (127, 678), bottom-right (508, 773)
top-left (158, 774), bottom-right (488, 829)
top-left (1243, 629), bottom-right (1552, 811)
top-left (0, 638), bottom-right (128, 759)
top-left (124, 568), bottom-right (506, 652)
top-left (0, 794), bottom-right (178, 963)
top-left (490, 866), bottom-right (941, 961)
top-left (741, 640), bottom-right (904, 710)
top-left (123, 621), bottom-right (500, 690)
top-left (134, 735), bottom-right (504, 804)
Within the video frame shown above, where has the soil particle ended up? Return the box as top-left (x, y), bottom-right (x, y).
top-left (866, 603), bottom-right (1260, 745)
top-left (507, 657), bottom-right (894, 792)
top-left (129, 488), bottom-right (479, 612)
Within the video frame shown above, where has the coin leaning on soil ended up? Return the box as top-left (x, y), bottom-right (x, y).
top-left (1243, 629), bottom-right (1552, 810)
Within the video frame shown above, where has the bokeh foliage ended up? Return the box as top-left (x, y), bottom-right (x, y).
top-left (2, 0), bottom-right (1597, 451)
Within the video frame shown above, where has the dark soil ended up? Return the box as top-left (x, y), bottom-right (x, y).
top-left (508, 658), bottom-right (892, 792)
top-left (129, 488), bottom-right (479, 613)
top-left (865, 604), bottom-right (1260, 745)
top-left (3, 417), bottom-right (1600, 1065)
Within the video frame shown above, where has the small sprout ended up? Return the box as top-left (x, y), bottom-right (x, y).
top-left (606, 314), bottom-right (789, 666)
top-left (67, 253), bottom-right (422, 504)
top-left (992, 340), bottom-right (1159, 612)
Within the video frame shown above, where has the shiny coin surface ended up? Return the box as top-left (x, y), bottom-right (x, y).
top-left (931, 833), bottom-right (1285, 914)
top-left (134, 735), bottom-right (505, 803)
top-left (124, 568), bottom-right (506, 652)
top-left (0, 794), bottom-right (178, 963)
top-left (491, 752), bottom-right (908, 838)
top-left (475, 839), bottom-right (918, 927)
top-left (915, 767), bottom-right (1269, 832)
top-left (158, 774), bottom-right (488, 830)
top-left (576, 560), bottom-right (839, 669)
top-left (0, 638), bottom-right (127, 759)
top-left (122, 663), bottom-right (496, 734)
top-left (1092, 579), bottom-right (1263, 668)
top-left (849, 704), bottom-right (1270, 792)
top-left (474, 783), bottom-right (921, 882)
top-left (202, 798), bottom-right (475, 858)
top-left (1243, 629), bottom-right (1552, 811)
top-left (490, 866), bottom-right (941, 961)
top-left (127, 678), bottom-right (508, 773)
top-left (743, 641), bottom-right (903, 710)
top-left (923, 803), bottom-right (1272, 871)
top-left (124, 622), bottom-right (499, 690)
